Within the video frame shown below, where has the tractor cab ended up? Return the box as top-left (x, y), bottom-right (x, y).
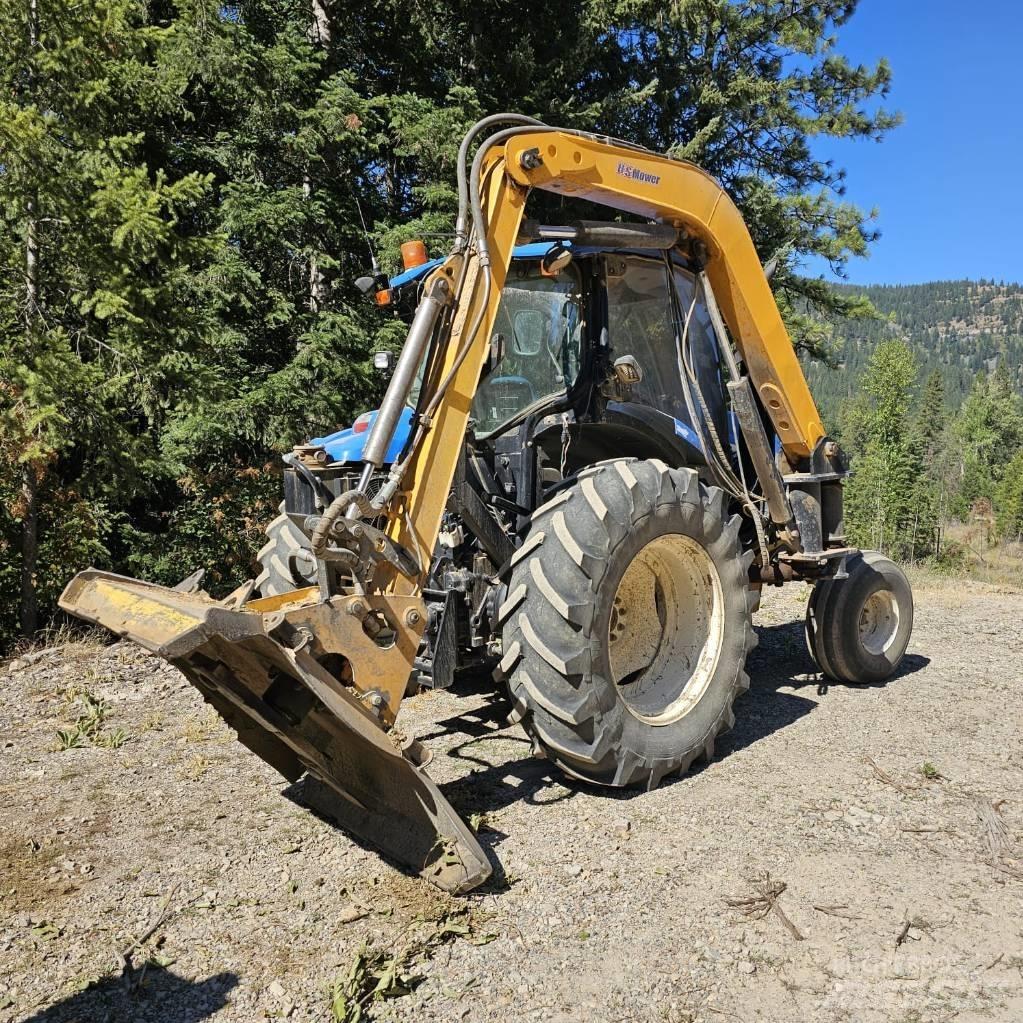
top-left (372, 242), bottom-right (729, 475)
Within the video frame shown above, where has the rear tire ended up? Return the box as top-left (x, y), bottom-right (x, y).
top-left (254, 502), bottom-right (317, 597)
top-left (496, 459), bottom-right (756, 790)
top-left (805, 550), bottom-right (913, 684)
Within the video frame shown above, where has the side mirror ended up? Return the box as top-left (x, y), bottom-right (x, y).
top-left (356, 270), bottom-right (390, 301)
top-left (373, 351), bottom-right (395, 376)
top-left (612, 354), bottom-right (643, 387)
top-left (601, 354), bottom-right (643, 399)
top-left (540, 243), bottom-right (573, 277)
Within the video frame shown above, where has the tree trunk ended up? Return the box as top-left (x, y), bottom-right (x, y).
top-left (305, 0), bottom-right (331, 314)
top-left (304, 177), bottom-right (328, 314)
top-left (309, 0), bottom-right (331, 45)
top-left (25, 0), bottom-right (39, 329)
top-left (19, 469), bottom-right (39, 637)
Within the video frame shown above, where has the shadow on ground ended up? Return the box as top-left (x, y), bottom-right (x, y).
top-left (719, 617), bottom-right (929, 759)
top-left (435, 616), bottom-right (932, 815)
top-left (284, 615), bottom-right (931, 893)
top-left (16, 966), bottom-right (238, 1023)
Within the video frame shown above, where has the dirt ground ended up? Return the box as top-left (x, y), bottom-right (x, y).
top-left (2, 574), bottom-right (1022, 1023)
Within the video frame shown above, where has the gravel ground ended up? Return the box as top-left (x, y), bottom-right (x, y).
top-left (2, 574), bottom-right (1022, 1023)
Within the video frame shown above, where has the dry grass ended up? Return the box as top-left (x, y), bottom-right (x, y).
top-left (928, 523), bottom-right (1023, 590)
top-left (6, 620), bottom-right (109, 661)
top-left (179, 706), bottom-right (223, 743)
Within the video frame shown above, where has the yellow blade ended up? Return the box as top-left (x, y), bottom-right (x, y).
top-left (60, 569), bottom-right (491, 893)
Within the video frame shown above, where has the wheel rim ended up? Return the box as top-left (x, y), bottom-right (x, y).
top-left (858, 589), bottom-right (900, 656)
top-left (607, 533), bottom-right (724, 724)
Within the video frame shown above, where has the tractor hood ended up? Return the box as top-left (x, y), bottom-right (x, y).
top-left (310, 406), bottom-right (414, 467)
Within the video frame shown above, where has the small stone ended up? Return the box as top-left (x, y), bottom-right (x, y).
top-left (267, 980), bottom-right (286, 999)
top-left (612, 818), bottom-right (631, 833)
top-left (738, 960), bottom-right (756, 975)
top-left (566, 863), bottom-right (582, 877)
top-left (337, 905), bottom-right (368, 924)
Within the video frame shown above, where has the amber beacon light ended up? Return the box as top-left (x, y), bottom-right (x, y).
top-left (400, 239), bottom-right (429, 270)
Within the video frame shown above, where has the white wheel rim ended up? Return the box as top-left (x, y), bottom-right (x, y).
top-left (607, 534), bottom-right (724, 725)
top-left (858, 589), bottom-right (899, 656)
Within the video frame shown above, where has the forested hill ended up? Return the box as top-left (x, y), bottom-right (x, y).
top-left (804, 280), bottom-right (1023, 427)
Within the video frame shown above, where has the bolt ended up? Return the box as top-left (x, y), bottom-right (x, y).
top-left (519, 147), bottom-right (543, 170)
top-left (347, 598), bottom-right (368, 618)
top-left (367, 692), bottom-right (384, 709)
top-left (405, 608), bottom-right (422, 628)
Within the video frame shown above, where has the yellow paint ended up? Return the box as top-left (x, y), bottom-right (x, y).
top-left (244, 586), bottom-right (319, 613)
top-left (385, 156), bottom-right (527, 595)
top-left (383, 129), bottom-right (825, 606)
top-left (92, 581), bottom-right (196, 630)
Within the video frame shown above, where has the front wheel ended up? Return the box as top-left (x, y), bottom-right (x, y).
top-left (496, 459), bottom-right (757, 790)
top-left (805, 550), bottom-right (914, 684)
top-left (254, 502), bottom-right (318, 597)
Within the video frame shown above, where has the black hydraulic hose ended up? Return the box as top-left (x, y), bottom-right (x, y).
top-left (454, 114), bottom-right (545, 251)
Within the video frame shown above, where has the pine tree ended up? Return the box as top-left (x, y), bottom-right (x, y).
top-left (907, 370), bottom-right (947, 558)
top-left (951, 368), bottom-right (1023, 519)
top-left (843, 341), bottom-right (920, 558)
top-left (0, 0), bottom-right (219, 640)
top-left (995, 451), bottom-right (1023, 542)
top-left (0, 0), bottom-right (902, 644)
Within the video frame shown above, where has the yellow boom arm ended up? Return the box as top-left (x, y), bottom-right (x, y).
top-left (388, 129), bottom-right (825, 594)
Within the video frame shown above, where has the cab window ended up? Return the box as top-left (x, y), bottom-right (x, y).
top-left (471, 262), bottom-right (583, 437)
top-left (604, 256), bottom-right (688, 419)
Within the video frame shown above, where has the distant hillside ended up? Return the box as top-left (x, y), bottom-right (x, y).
top-left (803, 280), bottom-right (1023, 428)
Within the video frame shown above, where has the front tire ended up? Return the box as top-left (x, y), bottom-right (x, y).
top-left (254, 502), bottom-right (318, 597)
top-left (496, 459), bottom-right (756, 790)
top-left (805, 550), bottom-right (913, 684)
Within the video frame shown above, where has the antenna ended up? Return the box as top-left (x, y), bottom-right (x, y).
top-left (353, 192), bottom-right (380, 272)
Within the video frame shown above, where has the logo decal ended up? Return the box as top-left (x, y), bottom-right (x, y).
top-left (616, 162), bottom-right (661, 186)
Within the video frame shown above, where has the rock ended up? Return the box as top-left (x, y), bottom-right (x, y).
top-left (738, 960), bottom-right (756, 975)
top-left (337, 905), bottom-right (368, 924)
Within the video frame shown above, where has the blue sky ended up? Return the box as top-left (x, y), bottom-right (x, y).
top-left (803, 0), bottom-right (1023, 286)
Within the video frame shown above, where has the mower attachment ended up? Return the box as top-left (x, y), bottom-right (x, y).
top-left (59, 570), bottom-right (491, 893)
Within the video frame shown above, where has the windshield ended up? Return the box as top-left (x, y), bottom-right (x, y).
top-left (471, 263), bottom-right (583, 437)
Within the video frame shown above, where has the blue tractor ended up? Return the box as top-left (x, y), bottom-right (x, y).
top-left (255, 240), bottom-right (725, 690)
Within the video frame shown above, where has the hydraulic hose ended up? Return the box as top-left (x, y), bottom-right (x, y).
top-left (454, 114), bottom-right (545, 251)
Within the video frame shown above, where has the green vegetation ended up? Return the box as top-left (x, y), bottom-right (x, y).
top-left (55, 690), bottom-right (130, 750)
top-left (832, 332), bottom-right (1023, 566)
top-left (328, 908), bottom-right (495, 1022)
top-left (0, 1), bottom-right (898, 650)
top-left (805, 280), bottom-right (1023, 422)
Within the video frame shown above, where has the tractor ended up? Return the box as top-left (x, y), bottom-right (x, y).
top-left (62, 116), bottom-right (914, 892)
